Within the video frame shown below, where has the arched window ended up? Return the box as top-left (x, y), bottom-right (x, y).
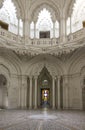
top-left (72, 0), bottom-right (85, 32)
top-left (30, 8), bottom-right (59, 39)
top-left (37, 8), bottom-right (53, 38)
top-left (0, 0), bottom-right (23, 35)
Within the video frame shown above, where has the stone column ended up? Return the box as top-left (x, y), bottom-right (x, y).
top-left (57, 76), bottom-right (61, 109)
top-left (21, 76), bottom-right (27, 109)
top-left (52, 76), bottom-right (56, 109)
top-left (63, 76), bottom-right (69, 109)
top-left (23, 19), bottom-right (30, 44)
top-left (18, 76), bottom-right (22, 108)
top-left (34, 22), bottom-right (36, 38)
top-left (59, 16), bottom-right (67, 43)
top-left (29, 76), bottom-right (33, 109)
top-left (53, 21), bottom-right (55, 38)
top-left (18, 18), bottom-right (20, 36)
top-left (34, 76), bottom-right (38, 109)
top-left (66, 85), bottom-right (68, 109)
top-left (70, 16), bottom-right (72, 33)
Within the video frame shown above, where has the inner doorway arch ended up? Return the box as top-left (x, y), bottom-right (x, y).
top-left (38, 67), bottom-right (52, 108)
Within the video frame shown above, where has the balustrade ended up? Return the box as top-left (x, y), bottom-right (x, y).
top-left (0, 27), bottom-right (85, 48)
top-left (0, 27), bottom-right (23, 44)
top-left (67, 28), bottom-right (85, 42)
top-left (31, 38), bottom-right (59, 46)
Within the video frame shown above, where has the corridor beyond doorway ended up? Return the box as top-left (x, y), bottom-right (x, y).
top-left (41, 89), bottom-right (50, 108)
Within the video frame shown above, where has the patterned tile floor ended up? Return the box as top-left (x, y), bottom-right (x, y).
top-left (0, 109), bottom-right (85, 130)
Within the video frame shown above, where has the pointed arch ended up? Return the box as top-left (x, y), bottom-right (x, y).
top-left (30, 1), bottom-right (60, 22)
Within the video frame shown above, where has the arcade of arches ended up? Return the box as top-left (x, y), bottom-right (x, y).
top-left (0, 53), bottom-right (85, 111)
top-left (0, 0), bottom-right (85, 112)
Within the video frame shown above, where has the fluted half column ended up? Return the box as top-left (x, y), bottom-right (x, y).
top-left (34, 76), bottom-right (38, 109)
top-left (57, 76), bottom-right (61, 109)
top-left (29, 76), bottom-right (33, 109)
top-left (52, 76), bottom-right (56, 109)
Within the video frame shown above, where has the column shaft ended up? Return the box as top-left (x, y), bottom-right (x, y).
top-left (21, 76), bottom-right (27, 109)
top-left (59, 17), bottom-right (66, 43)
top-left (18, 18), bottom-right (20, 35)
top-left (53, 22), bottom-right (55, 38)
top-left (34, 76), bottom-right (38, 109)
top-left (63, 76), bottom-right (68, 109)
top-left (34, 22), bottom-right (36, 38)
top-left (29, 76), bottom-right (32, 109)
top-left (23, 19), bottom-right (30, 43)
top-left (70, 16), bottom-right (72, 33)
top-left (57, 76), bottom-right (61, 109)
top-left (52, 77), bottom-right (56, 109)
top-left (65, 85), bottom-right (68, 108)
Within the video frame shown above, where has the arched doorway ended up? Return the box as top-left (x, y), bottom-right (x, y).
top-left (0, 74), bottom-right (8, 109)
top-left (38, 67), bottom-right (52, 108)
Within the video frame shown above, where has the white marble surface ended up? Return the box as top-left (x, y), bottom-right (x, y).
top-left (0, 109), bottom-right (85, 130)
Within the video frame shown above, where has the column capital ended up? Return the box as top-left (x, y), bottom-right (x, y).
top-left (34, 75), bottom-right (38, 79)
top-left (52, 19), bottom-right (56, 23)
top-left (52, 75), bottom-right (56, 80)
top-left (63, 75), bottom-right (69, 84)
top-left (29, 75), bottom-right (33, 79)
top-left (57, 75), bottom-right (61, 80)
top-left (34, 21), bottom-right (37, 24)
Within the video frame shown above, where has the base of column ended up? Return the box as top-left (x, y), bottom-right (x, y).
top-left (52, 106), bottom-right (56, 110)
top-left (57, 106), bottom-right (61, 110)
top-left (29, 106), bottom-right (32, 110)
top-left (57, 108), bottom-right (61, 110)
top-left (34, 107), bottom-right (37, 110)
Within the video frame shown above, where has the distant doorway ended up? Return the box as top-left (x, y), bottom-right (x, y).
top-left (39, 31), bottom-right (50, 38)
top-left (41, 89), bottom-right (50, 108)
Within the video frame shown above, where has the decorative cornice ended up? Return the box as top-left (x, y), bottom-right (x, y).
top-left (0, 28), bottom-right (85, 57)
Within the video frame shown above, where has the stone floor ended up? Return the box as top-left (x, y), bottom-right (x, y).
top-left (0, 109), bottom-right (85, 130)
